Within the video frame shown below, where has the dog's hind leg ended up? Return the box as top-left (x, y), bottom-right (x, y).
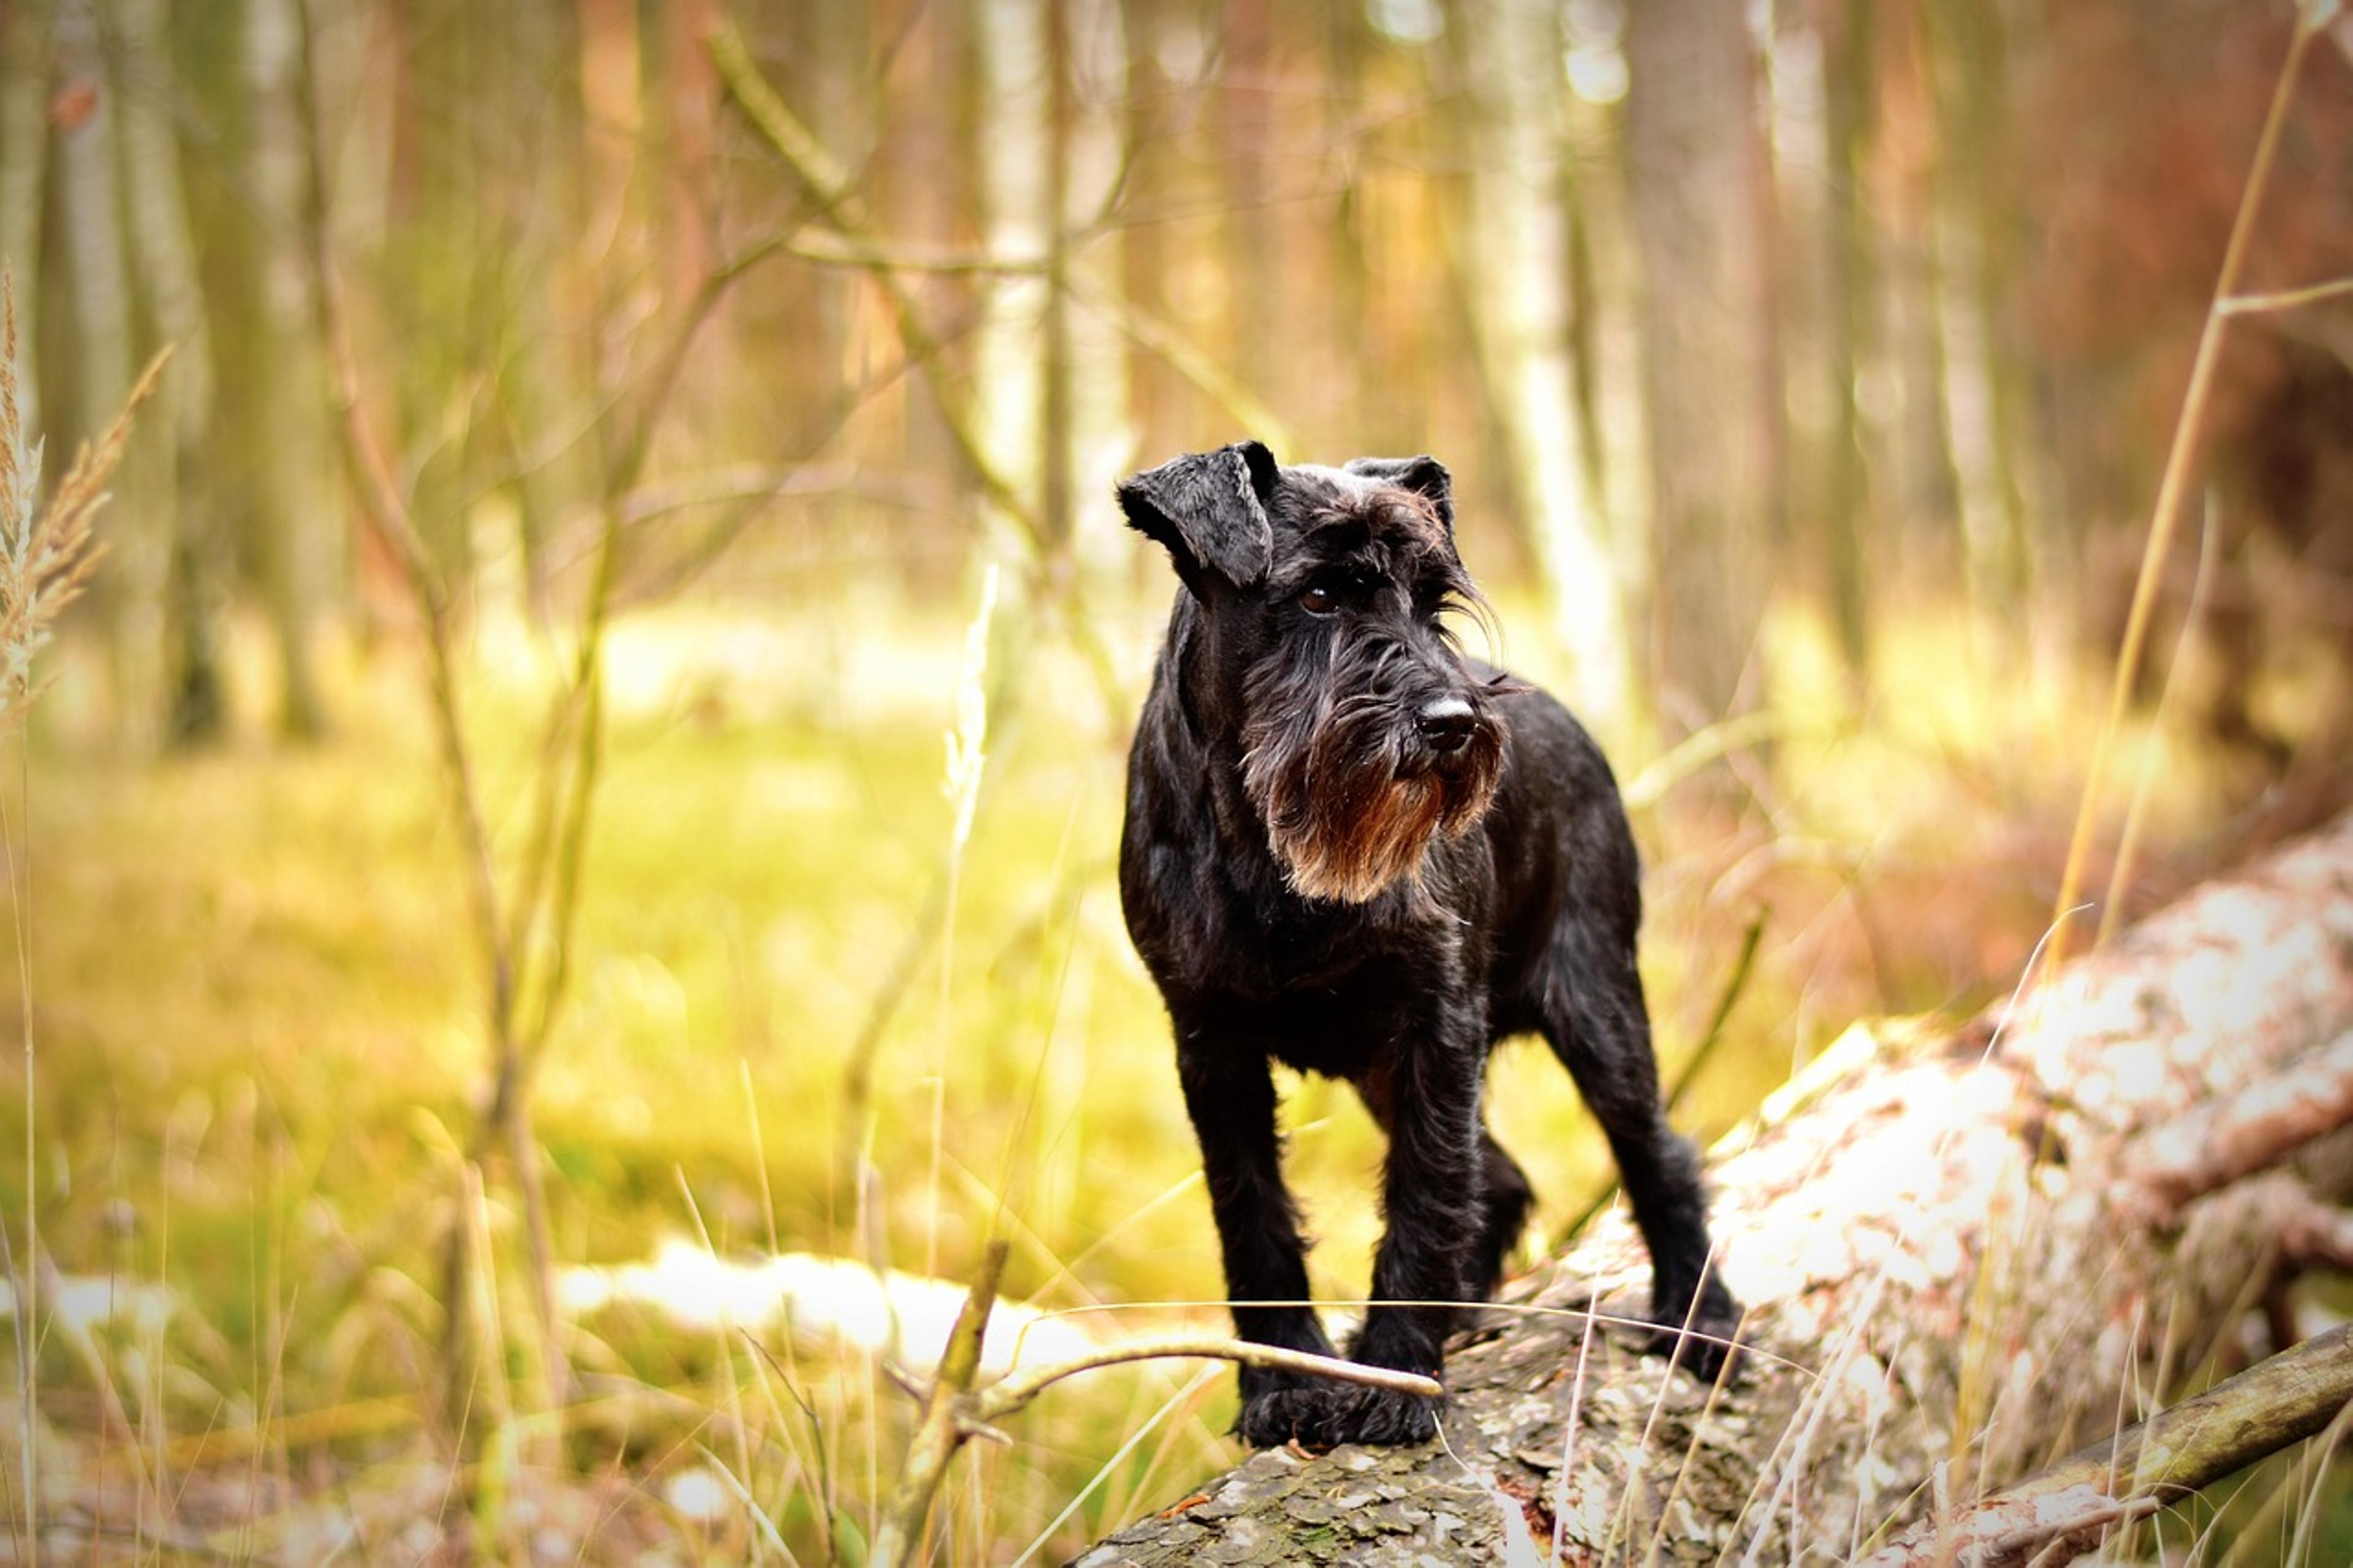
top-left (1537, 905), bottom-right (1741, 1377)
top-left (1357, 1072), bottom-right (1527, 1303)
top-left (1470, 1128), bottom-right (1534, 1300)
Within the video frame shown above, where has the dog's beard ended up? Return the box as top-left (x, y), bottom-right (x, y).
top-left (1241, 681), bottom-right (1506, 904)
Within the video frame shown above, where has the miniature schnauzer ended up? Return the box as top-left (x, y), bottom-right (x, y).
top-left (1117, 440), bottom-right (1740, 1449)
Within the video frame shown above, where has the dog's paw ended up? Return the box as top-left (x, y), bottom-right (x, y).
top-left (1236, 1381), bottom-right (1444, 1450)
top-left (1637, 1282), bottom-right (1746, 1385)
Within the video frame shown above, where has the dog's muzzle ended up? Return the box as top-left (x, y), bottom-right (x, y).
top-left (1417, 696), bottom-right (1477, 757)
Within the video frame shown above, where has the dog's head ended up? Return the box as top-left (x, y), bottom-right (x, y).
top-left (1118, 441), bottom-right (1510, 903)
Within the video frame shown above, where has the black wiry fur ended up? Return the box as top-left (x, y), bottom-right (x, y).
top-left (1117, 442), bottom-right (1741, 1450)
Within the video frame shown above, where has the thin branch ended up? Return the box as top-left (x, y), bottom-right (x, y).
top-left (2216, 274), bottom-right (2353, 316)
top-left (1668, 906), bottom-right (1768, 1116)
top-left (863, 1237), bottom-right (1446, 1568)
top-left (707, 20), bottom-right (1046, 551)
top-left (1063, 271), bottom-right (1297, 455)
top-left (869, 1240), bottom-right (1012, 1568)
top-left (972, 1336), bottom-right (1442, 1424)
top-left (785, 233), bottom-right (1053, 276)
top-left (1861, 1323), bottom-right (2353, 1566)
top-left (290, 0), bottom-right (510, 1045)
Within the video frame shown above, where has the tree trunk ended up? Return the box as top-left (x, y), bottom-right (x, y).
top-left (1049, 0), bottom-right (1131, 605)
top-left (1925, 0), bottom-right (2031, 665)
top-left (1624, 0), bottom-right (1776, 730)
top-left (0, 0), bottom-right (49, 439)
top-left (55, 0), bottom-right (163, 734)
top-left (244, 0), bottom-right (331, 738)
top-left (1450, 0), bottom-right (1632, 738)
top-left (113, 0), bottom-right (229, 744)
top-left (973, 0), bottom-right (1051, 561)
top-left (1074, 810), bottom-right (2353, 1563)
top-left (1820, 0), bottom-right (1876, 683)
top-left (485, 0), bottom-right (588, 631)
top-left (1872, 2), bottom-right (1961, 582)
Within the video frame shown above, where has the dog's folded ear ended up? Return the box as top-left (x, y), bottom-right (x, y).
top-left (1344, 455), bottom-right (1453, 534)
top-left (1117, 441), bottom-right (1279, 592)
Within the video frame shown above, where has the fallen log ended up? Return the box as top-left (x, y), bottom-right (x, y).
top-left (1072, 811), bottom-right (2353, 1564)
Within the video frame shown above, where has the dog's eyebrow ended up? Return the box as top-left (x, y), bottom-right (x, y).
top-left (1300, 511), bottom-right (1373, 548)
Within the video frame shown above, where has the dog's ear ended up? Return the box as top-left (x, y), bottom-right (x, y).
top-left (1117, 441), bottom-right (1279, 591)
top-left (1344, 455), bottom-right (1453, 535)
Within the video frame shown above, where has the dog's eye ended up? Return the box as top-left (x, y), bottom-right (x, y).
top-left (1299, 583), bottom-right (1339, 616)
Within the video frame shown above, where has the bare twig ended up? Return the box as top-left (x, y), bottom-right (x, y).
top-left (866, 1238), bottom-right (1443, 1568)
top-left (1062, 271), bottom-right (1296, 454)
top-left (708, 19), bottom-right (1131, 718)
top-left (1668, 906), bottom-right (1768, 1116)
top-left (2216, 274), bottom-right (2353, 316)
top-left (785, 233), bottom-right (1053, 276)
top-left (972, 1335), bottom-right (1442, 1423)
top-left (707, 21), bottom-right (1044, 551)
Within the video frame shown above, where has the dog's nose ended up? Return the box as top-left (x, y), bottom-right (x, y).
top-left (1418, 697), bottom-right (1476, 754)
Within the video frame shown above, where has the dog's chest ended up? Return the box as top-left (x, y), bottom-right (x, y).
top-left (1145, 888), bottom-right (1466, 1072)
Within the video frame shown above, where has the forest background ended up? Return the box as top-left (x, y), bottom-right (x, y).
top-left (1, 0), bottom-right (2351, 1559)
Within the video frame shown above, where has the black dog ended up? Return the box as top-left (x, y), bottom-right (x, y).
top-left (1116, 441), bottom-right (1740, 1449)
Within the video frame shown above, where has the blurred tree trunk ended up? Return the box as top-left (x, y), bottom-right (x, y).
top-left (1821, 0), bottom-right (1876, 679)
top-left (1927, 0), bottom-right (2031, 651)
top-left (385, 0), bottom-right (488, 585)
top-left (1625, 0), bottom-right (1776, 730)
top-left (632, 0), bottom-right (716, 310)
top-left (488, 0), bottom-right (588, 629)
top-left (880, 0), bottom-right (966, 535)
top-left (55, 0), bottom-right (165, 735)
top-left (1077, 811), bottom-right (2353, 1562)
top-left (1452, 0), bottom-right (1633, 737)
top-left (0, 0), bottom-right (48, 436)
top-left (114, 0), bottom-right (228, 744)
top-left (974, 0), bottom-right (1051, 558)
top-left (1117, 0), bottom-right (1176, 458)
top-left (1055, 0), bottom-right (1130, 595)
top-left (1558, 44), bottom-right (1654, 656)
top-left (244, 0), bottom-right (330, 737)
top-left (1043, 0), bottom-right (1076, 556)
top-left (1218, 0), bottom-right (1276, 407)
top-left (1874, 2), bottom-right (1961, 578)
top-left (1320, 4), bottom-right (1373, 444)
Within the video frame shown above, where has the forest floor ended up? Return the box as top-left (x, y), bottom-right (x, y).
top-left (0, 584), bottom-right (2297, 1561)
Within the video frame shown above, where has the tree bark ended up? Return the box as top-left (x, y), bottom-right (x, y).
top-left (973, 0), bottom-right (1051, 559)
top-left (1624, 0), bottom-right (1777, 730)
top-left (243, 0), bottom-right (332, 738)
top-left (1074, 809), bottom-right (2353, 1564)
top-left (1450, 0), bottom-right (1632, 738)
top-left (113, 0), bottom-right (229, 745)
top-left (55, 0), bottom-right (164, 732)
top-left (0, 0), bottom-right (49, 440)
top-left (1820, 0), bottom-right (1876, 683)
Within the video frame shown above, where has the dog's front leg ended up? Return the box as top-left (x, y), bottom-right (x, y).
top-left (1174, 1037), bottom-right (1343, 1446)
top-left (1320, 1010), bottom-right (1485, 1445)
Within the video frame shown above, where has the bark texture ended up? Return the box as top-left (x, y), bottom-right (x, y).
top-left (1074, 810), bottom-right (2353, 1564)
top-left (1624, 0), bottom-right (1776, 725)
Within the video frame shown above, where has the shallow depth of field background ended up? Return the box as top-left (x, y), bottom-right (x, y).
top-left (2, 0), bottom-right (2351, 1561)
